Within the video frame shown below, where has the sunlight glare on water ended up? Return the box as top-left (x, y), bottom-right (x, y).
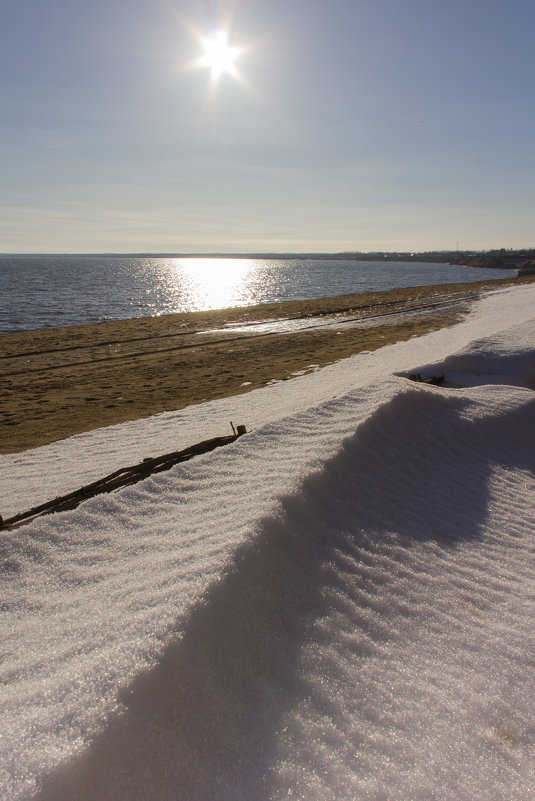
top-left (169, 258), bottom-right (256, 310)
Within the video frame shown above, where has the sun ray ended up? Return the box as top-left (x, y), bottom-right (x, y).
top-left (199, 29), bottom-right (239, 80)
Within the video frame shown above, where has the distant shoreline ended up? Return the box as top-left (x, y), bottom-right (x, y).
top-left (0, 248), bottom-right (531, 268)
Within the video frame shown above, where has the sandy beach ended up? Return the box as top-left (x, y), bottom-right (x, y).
top-left (1, 274), bottom-right (529, 453)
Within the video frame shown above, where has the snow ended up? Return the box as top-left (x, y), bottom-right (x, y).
top-left (1, 284), bottom-right (535, 800)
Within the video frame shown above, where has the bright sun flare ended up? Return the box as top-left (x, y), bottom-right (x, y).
top-left (199, 30), bottom-right (239, 79)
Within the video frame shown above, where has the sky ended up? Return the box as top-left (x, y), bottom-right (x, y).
top-left (1, 0), bottom-right (534, 253)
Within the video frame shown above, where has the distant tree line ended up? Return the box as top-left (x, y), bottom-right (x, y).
top-left (151, 249), bottom-right (535, 268)
top-left (333, 248), bottom-right (535, 269)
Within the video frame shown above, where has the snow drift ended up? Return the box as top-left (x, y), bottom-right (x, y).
top-left (1, 284), bottom-right (535, 801)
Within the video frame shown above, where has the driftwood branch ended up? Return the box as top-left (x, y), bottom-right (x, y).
top-left (1, 424), bottom-right (246, 531)
top-left (408, 373), bottom-right (444, 386)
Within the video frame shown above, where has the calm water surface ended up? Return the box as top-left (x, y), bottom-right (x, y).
top-left (0, 255), bottom-right (513, 334)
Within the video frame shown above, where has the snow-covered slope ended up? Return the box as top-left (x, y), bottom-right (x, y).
top-left (1, 284), bottom-right (535, 801)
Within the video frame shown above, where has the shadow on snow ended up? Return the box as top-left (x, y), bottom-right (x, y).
top-left (34, 390), bottom-right (535, 801)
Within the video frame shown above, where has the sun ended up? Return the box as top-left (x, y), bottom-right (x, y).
top-left (199, 29), bottom-right (239, 79)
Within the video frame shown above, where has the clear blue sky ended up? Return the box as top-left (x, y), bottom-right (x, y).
top-left (1, 0), bottom-right (534, 253)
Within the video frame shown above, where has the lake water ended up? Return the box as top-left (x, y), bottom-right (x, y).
top-left (0, 254), bottom-right (513, 334)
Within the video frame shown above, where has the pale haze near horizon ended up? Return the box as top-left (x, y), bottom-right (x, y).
top-left (1, 0), bottom-right (534, 254)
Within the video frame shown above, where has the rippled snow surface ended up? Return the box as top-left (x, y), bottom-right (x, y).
top-left (1, 285), bottom-right (535, 801)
